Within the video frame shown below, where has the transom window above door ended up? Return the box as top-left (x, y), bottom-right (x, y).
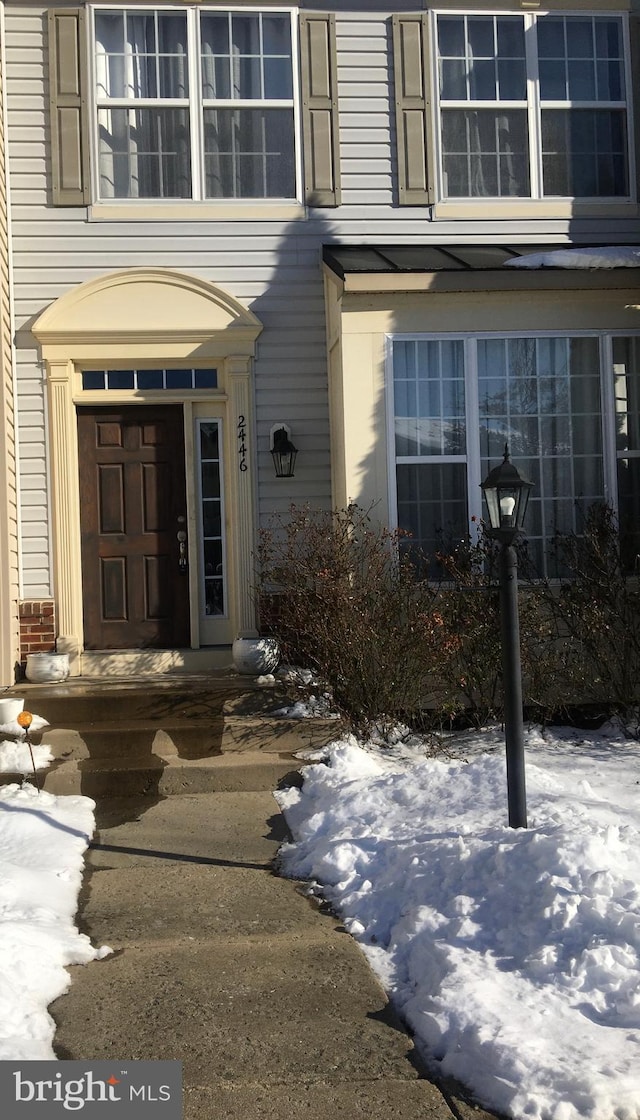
top-left (93, 6), bottom-right (298, 200)
top-left (434, 10), bottom-right (632, 202)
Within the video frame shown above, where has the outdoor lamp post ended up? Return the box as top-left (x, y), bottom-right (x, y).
top-left (481, 444), bottom-right (534, 829)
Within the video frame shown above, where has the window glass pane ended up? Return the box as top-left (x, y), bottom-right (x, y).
top-left (393, 340), bottom-right (465, 457)
top-left (107, 370), bottom-right (134, 390)
top-left (438, 17), bottom-right (465, 59)
top-left (441, 110), bottom-right (529, 197)
top-left (496, 17), bottom-right (525, 59)
top-left (200, 422), bottom-right (220, 460)
top-left (157, 13), bottom-right (188, 98)
top-left (166, 369), bottom-right (193, 389)
top-left (203, 501), bottom-right (222, 539)
top-left (96, 12), bottom-right (126, 98)
top-left (478, 335), bottom-right (604, 574)
top-left (194, 369), bottom-right (218, 389)
top-left (202, 462), bottom-right (220, 498)
top-left (204, 108), bottom-right (295, 198)
top-left (82, 371), bottom-right (107, 390)
top-left (539, 15), bottom-right (624, 104)
top-left (536, 16), bottom-right (565, 60)
top-left (264, 16), bottom-right (291, 56)
top-left (568, 60), bottom-right (596, 101)
top-left (498, 60), bottom-right (526, 101)
top-left (469, 59), bottom-right (496, 101)
top-left (126, 14), bottom-right (157, 98)
top-left (539, 60), bottom-right (566, 101)
top-left (137, 370), bottom-right (164, 389)
top-left (201, 13), bottom-right (231, 99)
top-left (98, 108), bottom-right (191, 198)
top-left (396, 463), bottom-right (468, 563)
top-left (264, 58), bottom-right (293, 100)
top-left (618, 458), bottom-right (640, 567)
top-left (541, 110), bottom-right (628, 197)
top-left (440, 59), bottom-right (466, 101)
top-left (468, 18), bottom-right (494, 59)
top-left (566, 18), bottom-right (594, 59)
top-left (204, 540), bottom-right (223, 574)
top-left (232, 14), bottom-right (261, 56)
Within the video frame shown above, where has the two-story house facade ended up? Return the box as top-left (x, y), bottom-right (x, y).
top-left (1, 0), bottom-right (640, 678)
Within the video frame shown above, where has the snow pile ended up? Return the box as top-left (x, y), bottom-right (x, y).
top-left (505, 246), bottom-right (640, 270)
top-left (0, 783), bottom-right (107, 1059)
top-left (276, 726), bottom-right (640, 1120)
top-left (0, 714), bottom-right (53, 774)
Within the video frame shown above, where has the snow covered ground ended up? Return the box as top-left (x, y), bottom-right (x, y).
top-left (0, 725), bottom-right (107, 1059)
top-left (276, 722), bottom-right (640, 1120)
top-left (1, 706), bottom-right (639, 1119)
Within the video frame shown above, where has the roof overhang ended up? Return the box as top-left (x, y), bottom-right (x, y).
top-left (322, 244), bottom-right (640, 296)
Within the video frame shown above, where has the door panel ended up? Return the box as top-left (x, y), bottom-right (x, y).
top-left (78, 405), bottom-right (190, 650)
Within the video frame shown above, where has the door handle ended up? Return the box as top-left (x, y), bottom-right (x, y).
top-left (177, 529), bottom-right (187, 572)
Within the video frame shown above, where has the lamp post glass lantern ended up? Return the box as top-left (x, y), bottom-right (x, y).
top-left (480, 444), bottom-right (533, 541)
top-left (481, 444), bottom-right (533, 830)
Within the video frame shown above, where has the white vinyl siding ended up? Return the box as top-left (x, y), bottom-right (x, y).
top-left (5, 2), bottom-right (640, 601)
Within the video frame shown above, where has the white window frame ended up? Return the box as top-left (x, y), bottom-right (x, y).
top-left (430, 8), bottom-right (635, 207)
top-left (387, 329), bottom-right (640, 574)
top-left (89, 3), bottom-right (303, 206)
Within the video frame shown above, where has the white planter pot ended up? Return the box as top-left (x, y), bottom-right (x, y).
top-left (25, 653), bottom-right (70, 683)
top-left (0, 697), bottom-right (24, 723)
top-left (232, 637), bottom-right (280, 676)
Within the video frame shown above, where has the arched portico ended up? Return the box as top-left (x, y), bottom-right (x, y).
top-left (32, 268), bottom-right (263, 675)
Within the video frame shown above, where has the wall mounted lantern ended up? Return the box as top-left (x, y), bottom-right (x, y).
top-left (481, 444), bottom-right (533, 830)
top-left (270, 424), bottom-right (298, 478)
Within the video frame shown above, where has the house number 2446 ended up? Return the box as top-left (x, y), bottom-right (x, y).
top-left (237, 415), bottom-right (248, 472)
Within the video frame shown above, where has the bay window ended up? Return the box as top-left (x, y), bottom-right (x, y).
top-left (391, 333), bottom-right (640, 575)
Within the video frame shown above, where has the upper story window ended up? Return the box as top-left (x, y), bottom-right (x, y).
top-left (93, 7), bottom-right (298, 200)
top-left (435, 11), bottom-right (630, 202)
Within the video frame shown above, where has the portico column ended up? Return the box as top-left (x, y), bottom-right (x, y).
top-left (46, 360), bottom-right (83, 673)
top-left (226, 355), bottom-right (258, 637)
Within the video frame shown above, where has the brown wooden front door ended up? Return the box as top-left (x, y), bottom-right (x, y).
top-left (77, 405), bottom-right (190, 650)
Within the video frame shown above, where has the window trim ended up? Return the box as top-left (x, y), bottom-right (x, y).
top-left (88, 2), bottom-right (304, 206)
top-left (430, 7), bottom-right (635, 207)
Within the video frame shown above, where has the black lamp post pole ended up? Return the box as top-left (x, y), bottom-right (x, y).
top-left (499, 540), bottom-right (527, 829)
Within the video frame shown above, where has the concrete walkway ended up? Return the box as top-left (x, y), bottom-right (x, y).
top-left (50, 788), bottom-right (498, 1120)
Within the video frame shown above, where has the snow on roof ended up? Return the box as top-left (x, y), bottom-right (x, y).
top-left (505, 246), bottom-right (640, 269)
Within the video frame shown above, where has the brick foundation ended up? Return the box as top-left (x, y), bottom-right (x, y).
top-left (19, 600), bottom-right (56, 664)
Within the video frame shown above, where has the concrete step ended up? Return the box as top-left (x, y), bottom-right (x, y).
top-left (38, 715), bottom-right (338, 761)
top-left (5, 674), bottom-right (334, 727)
top-left (22, 750), bottom-right (305, 798)
top-left (6, 675), bottom-right (288, 726)
top-left (0, 674), bottom-right (339, 797)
